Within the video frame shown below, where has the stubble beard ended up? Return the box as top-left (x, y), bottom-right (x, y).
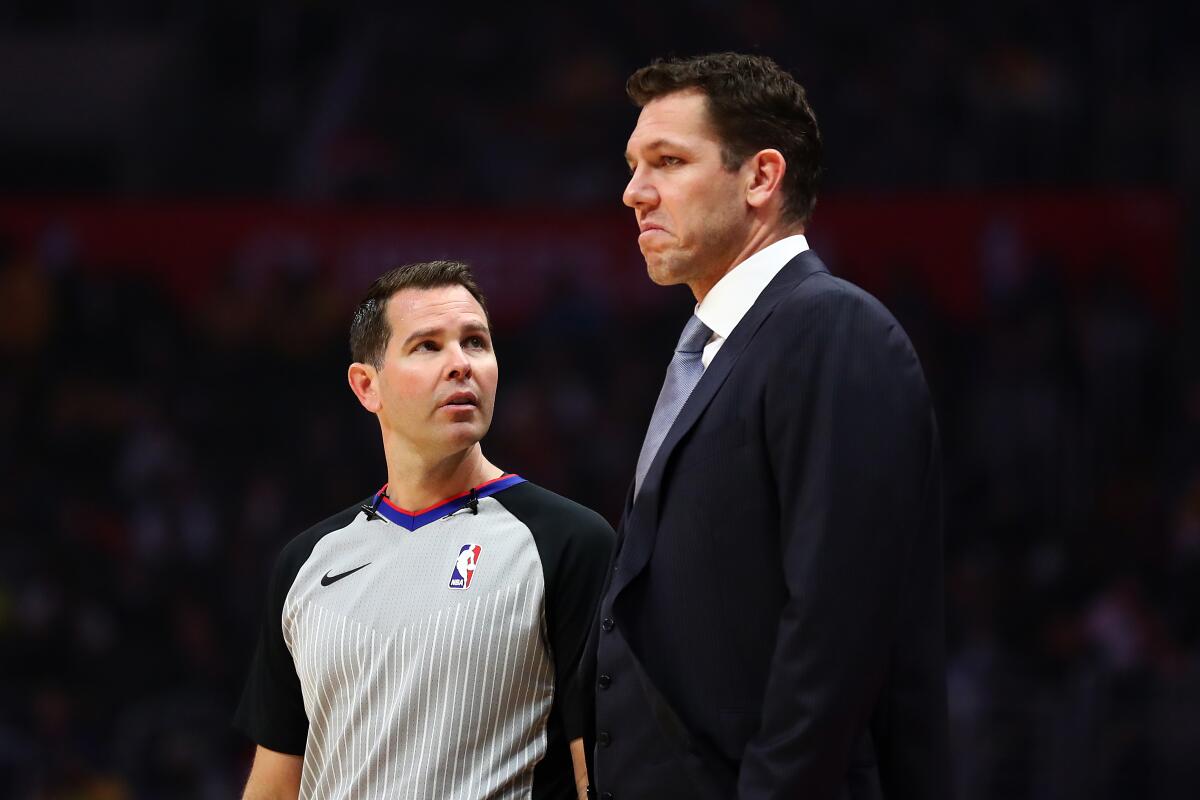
top-left (644, 246), bottom-right (695, 288)
top-left (644, 216), bottom-right (744, 291)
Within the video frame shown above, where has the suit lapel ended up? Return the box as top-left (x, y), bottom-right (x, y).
top-left (612, 250), bottom-right (828, 596)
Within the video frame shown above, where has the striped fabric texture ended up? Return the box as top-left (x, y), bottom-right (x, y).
top-left (236, 480), bottom-right (614, 799)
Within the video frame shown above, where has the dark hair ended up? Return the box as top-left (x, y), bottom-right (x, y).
top-left (627, 52), bottom-right (822, 225)
top-left (349, 260), bottom-right (489, 367)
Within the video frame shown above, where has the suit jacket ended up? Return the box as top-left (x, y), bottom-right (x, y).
top-left (587, 251), bottom-right (948, 800)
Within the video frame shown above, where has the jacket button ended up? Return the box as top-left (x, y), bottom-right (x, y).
top-left (601, 794), bottom-right (614, 800)
top-left (597, 730), bottom-right (612, 747)
top-left (597, 673), bottom-right (611, 689)
top-left (601, 617), bottom-right (614, 632)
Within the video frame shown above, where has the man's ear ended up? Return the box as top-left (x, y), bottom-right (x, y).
top-left (745, 149), bottom-right (787, 211)
top-left (348, 362), bottom-right (382, 413)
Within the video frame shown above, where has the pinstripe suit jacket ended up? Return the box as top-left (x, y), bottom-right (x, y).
top-left (587, 250), bottom-right (949, 800)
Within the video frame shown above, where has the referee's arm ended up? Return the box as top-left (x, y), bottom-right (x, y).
top-left (242, 745), bottom-right (302, 799)
top-left (550, 511), bottom-right (615, 800)
top-left (570, 737), bottom-right (588, 799)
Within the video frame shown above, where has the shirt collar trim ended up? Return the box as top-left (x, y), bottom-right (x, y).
top-left (369, 473), bottom-right (526, 531)
top-left (695, 234), bottom-right (809, 339)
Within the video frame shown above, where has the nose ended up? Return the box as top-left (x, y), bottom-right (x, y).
top-left (623, 165), bottom-right (657, 209)
top-left (445, 343), bottom-right (472, 381)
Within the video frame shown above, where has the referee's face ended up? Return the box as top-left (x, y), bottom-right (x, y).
top-left (371, 285), bottom-right (498, 460)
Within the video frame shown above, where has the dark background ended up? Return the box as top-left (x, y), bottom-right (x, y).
top-left (1, 2), bottom-right (1198, 798)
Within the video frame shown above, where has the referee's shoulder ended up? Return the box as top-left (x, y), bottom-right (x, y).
top-left (272, 498), bottom-right (367, 573)
top-left (496, 480), bottom-right (615, 547)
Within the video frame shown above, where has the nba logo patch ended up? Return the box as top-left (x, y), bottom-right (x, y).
top-left (449, 544), bottom-right (481, 589)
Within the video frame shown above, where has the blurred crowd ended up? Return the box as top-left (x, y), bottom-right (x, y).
top-left (2, 1), bottom-right (1199, 799)
top-left (1, 211), bottom-right (1197, 797)
top-left (2, 1), bottom-right (1197, 201)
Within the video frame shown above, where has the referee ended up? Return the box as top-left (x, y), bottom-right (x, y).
top-left (235, 261), bottom-right (615, 799)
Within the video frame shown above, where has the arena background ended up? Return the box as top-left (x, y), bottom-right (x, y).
top-left (1, 2), bottom-right (1198, 797)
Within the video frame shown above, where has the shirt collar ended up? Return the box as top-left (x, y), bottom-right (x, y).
top-left (369, 474), bottom-right (526, 531)
top-left (695, 234), bottom-right (809, 339)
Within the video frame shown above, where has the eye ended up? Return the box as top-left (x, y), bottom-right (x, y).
top-left (465, 335), bottom-right (489, 350)
top-left (659, 155), bottom-right (682, 167)
top-left (413, 340), bottom-right (438, 352)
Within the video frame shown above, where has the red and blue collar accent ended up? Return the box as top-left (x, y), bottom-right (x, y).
top-left (365, 474), bottom-right (525, 531)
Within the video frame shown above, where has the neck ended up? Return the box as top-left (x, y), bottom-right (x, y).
top-left (689, 220), bottom-right (803, 303)
top-left (382, 440), bottom-right (503, 511)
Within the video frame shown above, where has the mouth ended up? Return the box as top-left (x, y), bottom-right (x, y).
top-left (638, 225), bottom-right (670, 248)
top-left (638, 221), bottom-right (666, 234)
top-left (442, 391), bottom-right (479, 409)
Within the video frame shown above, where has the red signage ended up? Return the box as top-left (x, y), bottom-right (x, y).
top-left (0, 192), bottom-right (1179, 323)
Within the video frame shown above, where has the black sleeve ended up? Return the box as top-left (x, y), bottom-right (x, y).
top-left (493, 483), bottom-right (616, 739)
top-left (233, 503), bottom-right (364, 754)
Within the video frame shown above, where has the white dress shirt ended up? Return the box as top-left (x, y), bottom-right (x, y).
top-left (695, 234), bottom-right (810, 368)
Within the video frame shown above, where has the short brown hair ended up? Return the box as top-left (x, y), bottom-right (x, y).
top-left (627, 52), bottom-right (822, 225)
top-left (349, 260), bottom-right (489, 367)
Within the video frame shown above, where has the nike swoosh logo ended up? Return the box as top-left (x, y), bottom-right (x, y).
top-left (321, 563), bottom-right (371, 586)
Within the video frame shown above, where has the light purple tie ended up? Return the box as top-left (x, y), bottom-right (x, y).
top-left (634, 315), bottom-right (713, 497)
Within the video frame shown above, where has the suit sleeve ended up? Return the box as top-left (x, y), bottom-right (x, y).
top-left (233, 547), bottom-right (310, 755)
top-left (737, 283), bottom-right (943, 799)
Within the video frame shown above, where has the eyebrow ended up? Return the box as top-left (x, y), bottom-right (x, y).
top-left (624, 138), bottom-right (691, 163)
top-left (401, 321), bottom-right (491, 349)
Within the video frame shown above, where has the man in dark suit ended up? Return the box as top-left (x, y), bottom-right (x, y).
top-left (587, 53), bottom-right (948, 800)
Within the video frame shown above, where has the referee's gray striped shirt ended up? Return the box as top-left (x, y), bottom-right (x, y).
top-left (235, 478), bottom-right (614, 799)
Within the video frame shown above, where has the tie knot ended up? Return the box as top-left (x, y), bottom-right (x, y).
top-left (676, 315), bottom-right (712, 354)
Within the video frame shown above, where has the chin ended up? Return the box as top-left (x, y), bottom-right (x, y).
top-left (646, 257), bottom-right (692, 287)
top-left (445, 421), bottom-right (489, 449)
